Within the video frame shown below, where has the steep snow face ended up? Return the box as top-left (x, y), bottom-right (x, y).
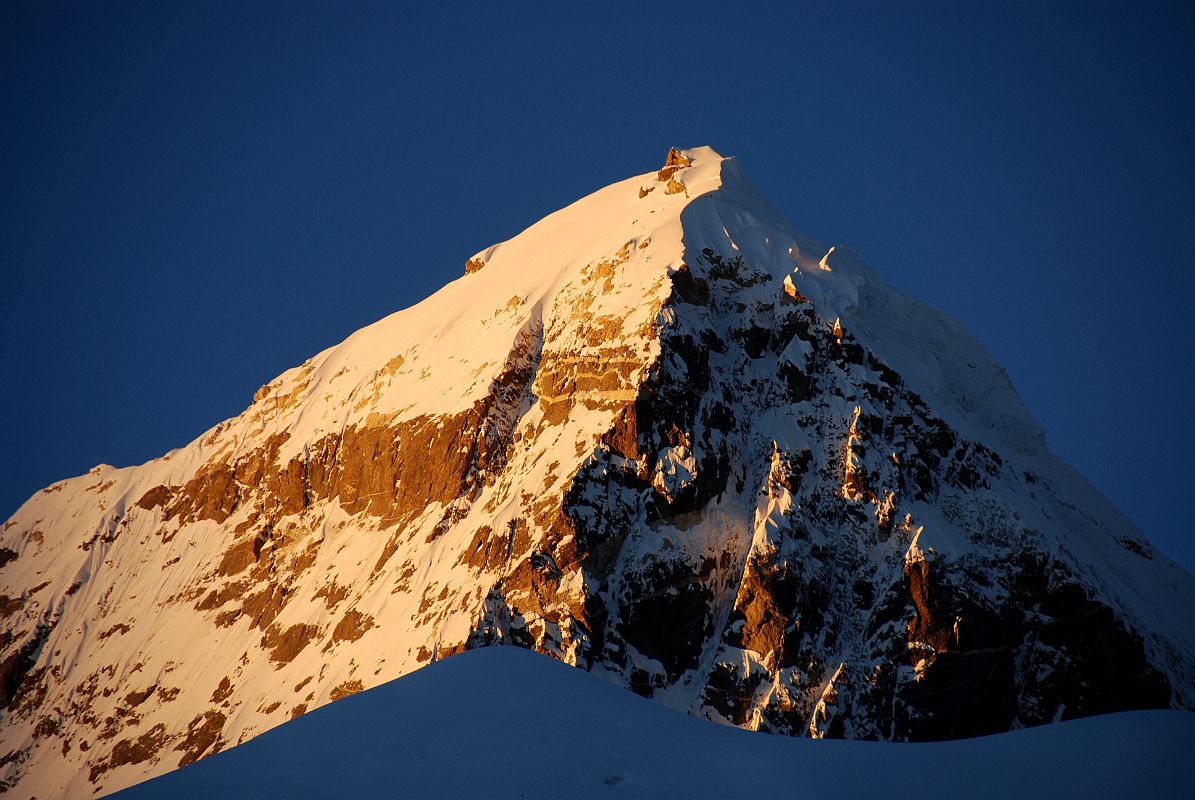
top-left (0, 146), bottom-right (722, 797)
top-left (2, 147), bottom-right (1193, 797)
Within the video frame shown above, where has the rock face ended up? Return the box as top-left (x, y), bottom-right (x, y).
top-left (2, 147), bottom-right (1193, 796)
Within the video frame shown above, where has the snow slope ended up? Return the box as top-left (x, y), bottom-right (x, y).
top-left (115, 645), bottom-right (1194, 800)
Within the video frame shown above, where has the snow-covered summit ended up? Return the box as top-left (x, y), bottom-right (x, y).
top-left (2, 147), bottom-right (1192, 798)
top-left (239, 145), bottom-right (725, 459)
top-left (290, 143), bottom-right (1042, 462)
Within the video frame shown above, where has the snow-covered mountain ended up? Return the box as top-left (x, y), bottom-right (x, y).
top-left (2, 147), bottom-right (1192, 797)
top-left (112, 646), bottom-right (1195, 800)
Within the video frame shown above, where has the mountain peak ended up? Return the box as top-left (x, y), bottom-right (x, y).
top-left (2, 147), bottom-right (1192, 797)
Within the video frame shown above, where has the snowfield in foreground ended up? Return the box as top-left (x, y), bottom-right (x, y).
top-left (115, 646), bottom-right (1192, 800)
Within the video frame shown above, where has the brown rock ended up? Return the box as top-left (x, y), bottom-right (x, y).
top-left (210, 676), bottom-right (233, 704)
top-left (734, 557), bottom-right (796, 664)
top-left (98, 723), bottom-right (169, 780)
top-left (331, 609), bottom-right (375, 644)
top-left (134, 485), bottom-right (175, 512)
top-left (175, 711), bottom-right (226, 768)
top-left (329, 679), bottom-right (364, 701)
top-left (0, 594), bottom-right (23, 619)
top-left (664, 147), bottom-right (691, 168)
top-left (261, 623), bottom-right (319, 666)
top-left (656, 149), bottom-right (692, 183)
top-left (124, 686), bottom-right (155, 708)
top-left (241, 582), bottom-right (289, 631)
top-left (314, 579), bottom-right (352, 610)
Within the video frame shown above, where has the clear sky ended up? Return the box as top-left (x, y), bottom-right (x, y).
top-left (2, 1), bottom-right (1193, 571)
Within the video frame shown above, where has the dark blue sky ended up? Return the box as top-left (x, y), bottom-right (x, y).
top-left (3, 1), bottom-right (1193, 571)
